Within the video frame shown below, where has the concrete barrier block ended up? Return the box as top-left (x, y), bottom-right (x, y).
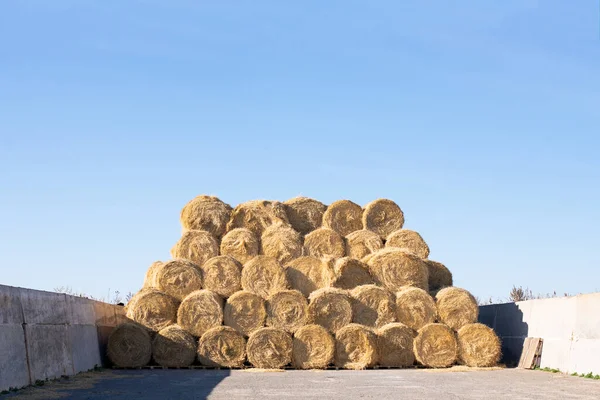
top-left (69, 325), bottom-right (101, 373)
top-left (539, 339), bottom-right (571, 372)
top-left (93, 301), bottom-right (117, 327)
top-left (21, 289), bottom-right (68, 325)
top-left (0, 284), bottom-right (24, 325)
top-left (527, 297), bottom-right (577, 340)
top-left (568, 338), bottom-right (600, 375)
top-left (67, 296), bottom-right (96, 325)
top-left (25, 325), bottom-right (74, 381)
top-left (574, 293), bottom-right (600, 340)
top-left (0, 325), bottom-right (30, 391)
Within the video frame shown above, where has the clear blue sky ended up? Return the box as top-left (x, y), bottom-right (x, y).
top-left (1, 1), bottom-right (599, 303)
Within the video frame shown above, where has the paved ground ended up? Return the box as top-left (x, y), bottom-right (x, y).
top-left (4, 368), bottom-right (600, 399)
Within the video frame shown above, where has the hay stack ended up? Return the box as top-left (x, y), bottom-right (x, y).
top-left (260, 223), bottom-right (303, 265)
top-left (457, 323), bottom-right (501, 367)
top-left (435, 287), bottom-right (478, 331)
top-left (283, 196), bottom-right (327, 235)
top-left (362, 199), bottom-right (404, 239)
top-left (142, 261), bottom-right (163, 288)
top-left (285, 256), bottom-right (334, 297)
top-left (246, 327), bottom-right (293, 369)
top-left (395, 286), bottom-right (436, 331)
top-left (350, 285), bottom-right (396, 328)
top-left (292, 324), bottom-right (335, 369)
top-left (386, 229), bottom-right (430, 259)
top-left (200, 255), bottom-right (242, 298)
top-left (303, 228), bottom-right (345, 258)
top-left (331, 257), bottom-right (374, 290)
top-left (226, 200), bottom-right (289, 237)
top-left (152, 325), bottom-right (196, 368)
top-left (241, 256), bottom-right (289, 299)
top-left (366, 248), bottom-right (429, 291)
top-left (266, 290), bottom-right (308, 333)
top-left (125, 287), bottom-right (159, 313)
top-left (425, 260), bottom-right (453, 294)
top-left (413, 323), bottom-right (458, 368)
top-left (107, 322), bottom-right (152, 368)
top-left (177, 290), bottom-right (223, 337)
top-left (180, 195), bottom-right (232, 238)
top-left (334, 324), bottom-right (378, 369)
top-left (322, 200), bottom-right (363, 237)
top-left (344, 230), bottom-right (383, 260)
top-left (170, 230), bottom-right (219, 267)
top-left (308, 288), bottom-right (353, 334)
top-left (223, 290), bottom-right (266, 336)
top-left (126, 290), bottom-right (178, 331)
top-left (220, 228), bottom-right (259, 265)
top-left (376, 323), bottom-right (415, 367)
top-left (198, 326), bottom-right (247, 368)
top-left (154, 259), bottom-right (203, 301)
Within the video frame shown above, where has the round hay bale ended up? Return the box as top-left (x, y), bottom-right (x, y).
top-left (180, 195), bottom-right (232, 238)
top-left (457, 323), bottom-right (501, 367)
top-left (226, 200), bottom-right (289, 237)
top-left (366, 248), bottom-right (429, 291)
top-left (197, 326), bottom-right (247, 368)
top-left (334, 324), bottom-right (378, 369)
top-left (435, 287), bottom-right (479, 331)
top-left (125, 287), bottom-right (159, 313)
top-left (177, 290), bottom-right (223, 337)
top-left (425, 260), bottom-right (453, 294)
top-left (241, 256), bottom-right (288, 299)
top-left (308, 288), bottom-right (353, 334)
top-left (152, 325), bottom-right (196, 367)
top-left (170, 230), bottom-right (219, 267)
top-left (220, 228), bottom-right (259, 265)
top-left (223, 290), bottom-right (266, 336)
top-left (322, 200), bottom-right (363, 237)
top-left (142, 261), bottom-right (163, 288)
top-left (303, 228), bottom-right (345, 259)
top-left (386, 229), bottom-right (430, 259)
top-left (395, 286), bottom-right (436, 331)
top-left (413, 323), bottom-right (458, 368)
top-left (200, 255), bottom-right (242, 298)
top-left (285, 256), bottom-right (334, 297)
top-left (350, 285), bottom-right (396, 328)
top-left (260, 223), bottom-right (303, 265)
top-left (107, 322), bottom-right (152, 368)
top-left (376, 323), bottom-right (415, 367)
top-left (266, 290), bottom-right (308, 333)
top-left (344, 230), bottom-right (383, 260)
top-left (155, 259), bottom-right (203, 301)
top-left (126, 290), bottom-right (178, 331)
top-left (283, 196), bottom-right (327, 235)
top-left (332, 257), bottom-right (374, 290)
top-left (292, 324), bottom-right (335, 369)
top-left (246, 327), bottom-right (292, 369)
top-left (362, 199), bottom-right (405, 239)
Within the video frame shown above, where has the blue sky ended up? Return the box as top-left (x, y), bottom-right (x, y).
top-left (1, 1), bottom-right (599, 303)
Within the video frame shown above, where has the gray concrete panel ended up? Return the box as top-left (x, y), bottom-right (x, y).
top-left (67, 296), bottom-right (96, 325)
top-left (69, 325), bottom-right (101, 373)
top-left (20, 289), bottom-right (68, 325)
top-left (24, 325), bottom-right (74, 382)
top-left (0, 285), bottom-right (24, 325)
top-left (0, 325), bottom-right (29, 391)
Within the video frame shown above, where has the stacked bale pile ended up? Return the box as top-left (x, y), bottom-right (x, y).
top-left (109, 195), bottom-right (501, 370)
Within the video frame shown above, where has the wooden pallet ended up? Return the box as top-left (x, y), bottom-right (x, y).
top-left (518, 337), bottom-right (543, 369)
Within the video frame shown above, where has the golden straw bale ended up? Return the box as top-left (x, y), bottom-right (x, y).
top-left (376, 323), bottom-right (415, 367)
top-left (350, 285), bottom-right (396, 328)
top-left (395, 286), bottom-right (437, 331)
top-left (322, 200), bottom-right (363, 237)
top-left (170, 230), bottom-right (219, 267)
top-left (107, 322), bottom-right (152, 368)
top-left (308, 288), bottom-right (353, 334)
top-left (285, 256), bottom-right (335, 297)
top-left (155, 259), bottom-right (203, 301)
top-left (142, 261), bottom-right (163, 289)
top-left (413, 323), bottom-right (458, 368)
top-left (362, 199), bottom-right (405, 239)
top-left (425, 260), bottom-right (453, 294)
top-left (152, 325), bottom-right (196, 367)
top-left (366, 248), bottom-right (429, 291)
top-left (198, 326), bottom-right (247, 368)
top-left (125, 287), bottom-right (159, 313)
top-left (386, 229), bottom-right (430, 259)
top-left (345, 230), bottom-right (383, 260)
top-left (260, 223), bottom-right (303, 265)
top-left (283, 196), bottom-right (327, 235)
top-left (180, 195), bottom-right (232, 238)
top-left (457, 323), bottom-right (502, 367)
top-left (246, 327), bottom-right (293, 369)
top-left (266, 290), bottom-right (308, 333)
top-left (334, 324), bottom-right (378, 370)
top-left (241, 256), bottom-right (289, 299)
top-left (223, 290), bottom-right (266, 336)
top-left (200, 256), bottom-right (242, 298)
top-left (126, 290), bottom-right (178, 331)
top-left (292, 324), bottom-right (335, 369)
top-left (435, 287), bottom-right (479, 331)
top-left (226, 200), bottom-right (289, 237)
top-left (303, 228), bottom-right (345, 259)
top-left (332, 257), bottom-right (374, 290)
top-left (177, 290), bottom-right (223, 337)
top-left (220, 228), bottom-right (259, 265)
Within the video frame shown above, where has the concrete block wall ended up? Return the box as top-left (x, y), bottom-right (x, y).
top-left (0, 284), bottom-right (125, 392)
top-left (479, 292), bottom-right (600, 375)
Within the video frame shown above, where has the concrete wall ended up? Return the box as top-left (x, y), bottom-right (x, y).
top-left (0, 284), bottom-right (126, 392)
top-left (479, 292), bottom-right (600, 375)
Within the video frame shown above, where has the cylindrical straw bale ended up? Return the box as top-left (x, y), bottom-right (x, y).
top-left (241, 256), bottom-right (288, 299)
top-left (292, 324), bottom-right (335, 369)
top-left (376, 323), bottom-right (415, 367)
top-left (457, 323), bottom-right (502, 367)
top-left (155, 259), bottom-right (203, 301)
top-left (413, 323), bottom-right (458, 368)
top-left (395, 286), bottom-right (436, 331)
top-left (285, 256), bottom-right (334, 297)
top-left (220, 228), bottom-right (259, 265)
top-left (303, 228), bottom-right (345, 259)
top-left (126, 290), bottom-right (178, 331)
top-left (200, 256), bottom-right (242, 298)
top-left (366, 248), bottom-right (429, 291)
top-left (107, 322), bottom-right (152, 368)
top-left (180, 195), bottom-right (232, 238)
top-left (177, 290), bottom-right (223, 337)
top-left (260, 223), bottom-right (303, 265)
top-left (170, 230), bottom-right (219, 267)
top-left (425, 260), bottom-right (453, 294)
top-left (362, 199), bottom-right (405, 239)
top-left (125, 287), bottom-right (159, 313)
top-left (266, 290), bottom-right (308, 333)
top-left (332, 257), bottom-right (374, 290)
top-left (322, 200), bottom-right (363, 237)
top-left (246, 327), bottom-right (292, 369)
top-left (386, 229), bottom-right (430, 259)
top-left (198, 326), bottom-right (247, 368)
top-left (152, 325), bottom-right (196, 367)
top-left (308, 288), bottom-right (352, 334)
top-left (350, 285), bottom-right (396, 328)
top-left (345, 230), bottom-right (383, 260)
top-left (435, 287), bottom-right (479, 331)
top-left (283, 196), bottom-right (327, 235)
top-left (226, 200), bottom-right (289, 237)
top-left (334, 324), bottom-right (378, 369)
top-left (142, 261), bottom-right (163, 289)
top-left (223, 291), bottom-right (266, 336)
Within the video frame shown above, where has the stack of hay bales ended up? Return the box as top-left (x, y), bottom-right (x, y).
top-left (109, 195), bottom-right (501, 370)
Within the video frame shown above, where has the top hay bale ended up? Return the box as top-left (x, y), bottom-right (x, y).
top-left (180, 195), bottom-right (232, 238)
top-left (386, 229), bottom-right (430, 259)
top-left (362, 199), bottom-right (405, 239)
top-left (170, 230), bottom-right (219, 267)
top-left (365, 248), bottom-right (429, 291)
top-left (345, 229), bottom-right (383, 260)
top-left (226, 200), bottom-right (289, 237)
top-left (435, 287), bottom-right (478, 331)
top-left (322, 200), bottom-right (363, 237)
top-left (260, 223), bottom-right (303, 265)
top-left (220, 228), bottom-right (259, 265)
top-left (284, 196), bottom-right (327, 235)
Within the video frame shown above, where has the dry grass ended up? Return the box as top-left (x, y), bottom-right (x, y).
top-left (332, 257), bottom-right (374, 290)
top-left (308, 288), bottom-right (353, 334)
top-left (376, 322), bottom-right (415, 367)
top-left (125, 289), bottom-right (178, 331)
top-left (425, 260), bottom-right (453, 294)
top-left (457, 323), bottom-right (502, 367)
top-left (366, 248), bottom-right (429, 291)
top-left (142, 261), bottom-right (163, 289)
top-left (266, 289), bottom-right (308, 333)
top-left (154, 259), bottom-right (203, 301)
top-left (395, 286), bottom-right (436, 331)
top-left (226, 200), bottom-right (289, 237)
top-left (334, 324), bottom-right (378, 369)
top-left (435, 287), bottom-right (479, 331)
